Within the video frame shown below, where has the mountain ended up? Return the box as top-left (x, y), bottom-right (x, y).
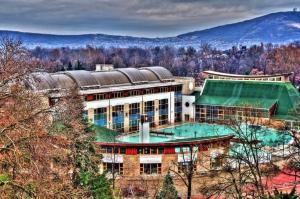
top-left (0, 11), bottom-right (299, 49)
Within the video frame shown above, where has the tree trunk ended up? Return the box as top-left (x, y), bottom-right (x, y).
top-left (187, 175), bottom-right (192, 199)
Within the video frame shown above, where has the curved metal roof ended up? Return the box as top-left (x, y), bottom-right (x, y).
top-left (91, 71), bottom-right (131, 86)
top-left (51, 74), bottom-right (76, 89)
top-left (139, 69), bottom-right (160, 82)
top-left (30, 72), bottom-right (57, 90)
top-left (143, 66), bottom-right (174, 81)
top-left (62, 70), bottom-right (99, 88)
top-left (29, 66), bottom-right (175, 91)
top-left (116, 68), bottom-right (147, 84)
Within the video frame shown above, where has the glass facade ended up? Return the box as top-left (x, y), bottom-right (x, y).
top-left (196, 105), bottom-right (269, 122)
top-left (112, 105), bottom-right (124, 133)
top-left (94, 107), bottom-right (107, 127)
top-left (175, 87), bottom-right (182, 122)
top-left (144, 101), bottom-right (155, 127)
top-left (129, 103), bottom-right (140, 132)
top-left (159, 99), bottom-right (168, 125)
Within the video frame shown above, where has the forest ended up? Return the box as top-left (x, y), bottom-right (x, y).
top-left (31, 42), bottom-right (300, 86)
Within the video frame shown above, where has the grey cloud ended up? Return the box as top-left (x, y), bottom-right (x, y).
top-left (0, 0), bottom-right (299, 37)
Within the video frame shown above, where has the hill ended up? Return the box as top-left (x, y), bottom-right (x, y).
top-left (0, 11), bottom-right (299, 49)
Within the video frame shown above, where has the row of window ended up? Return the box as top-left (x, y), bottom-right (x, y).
top-left (195, 105), bottom-right (269, 122)
top-left (103, 157), bottom-right (223, 175)
top-left (208, 75), bottom-right (283, 82)
top-left (100, 144), bottom-right (228, 155)
top-left (85, 85), bottom-right (182, 101)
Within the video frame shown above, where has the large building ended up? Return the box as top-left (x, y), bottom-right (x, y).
top-left (28, 66), bottom-right (195, 133)
top-left (28, 67), bottom-right (300, 196)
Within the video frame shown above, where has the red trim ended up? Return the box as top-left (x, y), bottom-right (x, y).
top-left (95, 135), bottom-right (233, 148)
top-left (164, 147), bottom-right (175, 154)
top-left (86, 94), bottom-right (94, 101)
top-left (126, 148), bottom-right (137, 155)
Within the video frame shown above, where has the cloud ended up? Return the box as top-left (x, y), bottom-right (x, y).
top-left (0, 0), bottom-right (298, 37)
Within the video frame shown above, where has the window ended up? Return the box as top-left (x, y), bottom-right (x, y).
top-left (95, 94), bottom-right (105, 100)
top-left (210, 155), bottom-right (223, 170)
top-left (100, 147), bottom-right (126, 154)
top-left (112, 92), bottom-right (123, 98)
top-left (140, 163), bottom-right (161, 175)
top-left (144, 101), bottom-right (155, 127)
top-left (94, 107), bottom-right (107, 127)
top-left (103, 163), bottom-right (123, 175)
top-left (129, 103), bottom-right (140, 132)
top-left (159, 99), bottom-right (168, 125)
top-left (112, 105), bottom-right (124, 133)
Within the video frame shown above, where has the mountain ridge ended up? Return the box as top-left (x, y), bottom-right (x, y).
top-left (1, 11), bottom-right (299, 49)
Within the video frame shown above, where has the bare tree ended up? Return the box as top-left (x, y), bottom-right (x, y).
top-left (169, 144), bottom-right (198, 199)
top-left (199, 118), bottom-right (282, 199)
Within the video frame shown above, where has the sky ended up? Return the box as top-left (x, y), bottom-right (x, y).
top-left (0, 0), bottom-right (299, 37)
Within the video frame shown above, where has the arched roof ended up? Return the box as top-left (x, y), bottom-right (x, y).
top-left (139, 69), bottom-right (160, 82)
top-left (30, 72), bottom-right (57, 90)
top-left (91, 71), bottom-right (131, 86)
top-left (51, 74), bottom-right (76, 89)
top-left (116, 68), bottom-right (147, 84)
top-left (62, 70), bottom-right (99, 88)
top-left (29, 66), bottom-right (175, 91)
top-left (143, 66), bottom-right (174, 81)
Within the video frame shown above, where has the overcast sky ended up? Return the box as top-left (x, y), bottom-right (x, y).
top-left (0, 0), bottom-right (299, 37)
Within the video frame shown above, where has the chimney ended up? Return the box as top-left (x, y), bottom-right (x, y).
top-left (139, 114), bottom-right (150, 143)
top-left (95, 64), bottom-right (114, 72)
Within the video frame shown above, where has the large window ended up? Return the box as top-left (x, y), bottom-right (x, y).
top-left (103, 163), bottom-right (123, 175)
top-left (137, 147), bottom-right (164, 154)
top-left (100, 147), bottom-right (126, 154)
top-left (94, 107), bottom-right (107, 127)
top-left (210, 155), bottom-right (223, 170)
top-left (129, 103), bottom-right (140, 132)
top-left (159, 99), bottom-right (168, 125)
top-left (140, 163), bottom-right (161, 175)
top-left (112, 105), bottom-right (124, 133)
top-left (144, 101), bottom-right (155, 127)
top-left (175, 87), bottom-right (182, 122)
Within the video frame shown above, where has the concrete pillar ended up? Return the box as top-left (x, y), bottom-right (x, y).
top-left (108, 105), bottom-right (113, 129)
top-left (154, 100), bottom-right (160, 127)
top-left (88, 108), bottom-right (94, 123)
top-left (124, 103), bottom-right (130, 133)
top-left (140, 101), bottom-right (144, 114)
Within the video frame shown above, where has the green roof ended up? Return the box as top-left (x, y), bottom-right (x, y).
top-left (94, 126), bottom-right (121, 142)
top-left (195, 80), bottom-right (300, 119)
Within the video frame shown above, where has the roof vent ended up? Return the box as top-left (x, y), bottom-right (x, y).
top-left (95, 64), bottom-right (114, 71)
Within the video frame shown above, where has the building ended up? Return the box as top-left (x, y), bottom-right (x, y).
top-left (179, 71), bottom-right (300, 130)
top-left (28, 67), bottom-right (300, 192)
top-left (28, 66), bottom-right (194, 133)
top-left (95, 126), bottom-right (232, 177)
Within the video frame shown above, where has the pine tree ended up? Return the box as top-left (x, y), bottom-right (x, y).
top-left (67, 62), bottom-right (73, 70)
top-left (156, 171), bottom-right (178, 199)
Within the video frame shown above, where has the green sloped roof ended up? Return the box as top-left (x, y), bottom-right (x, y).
top-left (94, 126), bottom-right (121, 142)
top-left (195, 80), bottom-right (300, 119)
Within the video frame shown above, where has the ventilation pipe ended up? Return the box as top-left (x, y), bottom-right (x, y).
top-left (139, 114), bottom-right (150, 143)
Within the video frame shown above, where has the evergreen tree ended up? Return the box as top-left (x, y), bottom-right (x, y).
top-left (75, 60), bottom-right (84, 70)
top-left (67, 61), bottom-right (73, 70)
top-left (156, 171), bottom-right (178, 199)
top-left (267, 187), bottom-right (299, 199)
